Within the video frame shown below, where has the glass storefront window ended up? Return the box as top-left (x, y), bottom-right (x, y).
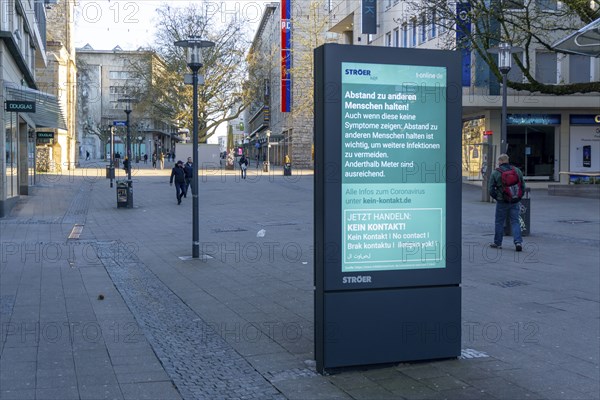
top-left (5, 113), bottom-right (18, 198)
top-left (462, 118), bottom-right (485, 180)
top-left (28, 130), bottom-right (36, 186)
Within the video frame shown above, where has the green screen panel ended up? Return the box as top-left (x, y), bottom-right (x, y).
top-left (341, 62), bottom-right (447, 272)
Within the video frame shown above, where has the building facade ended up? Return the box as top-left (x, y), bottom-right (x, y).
top-left (327, 0), bottom-right (600, 183)
top-left (76, 46), bottom-right (180, 164)
top-left (35, 0), bottom-right (77, 172)
top-left (246, 1), bottom-right (335, 169)
top-left (1, 0), bottom-right (66, 217)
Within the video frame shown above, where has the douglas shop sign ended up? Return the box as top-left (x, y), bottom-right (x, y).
top-left (5, 100), bottom-right (36, 113)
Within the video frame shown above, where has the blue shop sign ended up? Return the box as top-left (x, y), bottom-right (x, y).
top-left (569, 114), bottom-right (600, 125)
top-left (507, 114), bottom-right (561, 125)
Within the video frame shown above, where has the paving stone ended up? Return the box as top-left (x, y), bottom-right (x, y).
top-left (0, 389), bottom-right (36, 400)
top-left (36, 368), bottom-right (77, 389)
top-left (0, 346), bottom-right (37, 363)
top-left (397, 365), bottom-right (450, 381)
top-left (120, 382), bottom-right (182, 400)
top-left (328, 372), bottom-right (375, 390)
top-left (419, 375), bottom-right (470, 391)
top-left (342, 385), bottom-right (398, 400)
top-left (34, 386), bottom-right (79, 400)
top-left (114, 370), bottom-right (172, 384)
top-left (469, 377), bottom-right (539, 399)
top-left (78, 384), bottom-right (124, 400)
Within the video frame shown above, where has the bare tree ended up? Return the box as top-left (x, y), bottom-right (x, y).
top-left (404, 0), bottom-right (600, 94)
top-left (127, 3), bottom-right (256, 142)
top-left (289, 1), bottom-right (336, 119)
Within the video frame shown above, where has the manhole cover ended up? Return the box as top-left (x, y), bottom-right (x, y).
top-left (491, 280), bottom-right (530, 288)
top-left (558, 219), bottom-right (591, 224)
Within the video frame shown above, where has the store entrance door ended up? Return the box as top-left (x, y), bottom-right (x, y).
top-left (507, 125), bottom-right (556, 180)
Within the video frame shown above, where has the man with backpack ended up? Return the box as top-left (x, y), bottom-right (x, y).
top-left (488, 153), bottom-right (526, 251)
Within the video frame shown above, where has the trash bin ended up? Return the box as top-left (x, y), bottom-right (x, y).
top-left (284, 163), bottom-right (292, 176)
top-left (504, 190), bottom-right (530, 236)
top-left (116, 181), bottom-right (130, 208)
top-left (106, 166), bottom-right (115, 179)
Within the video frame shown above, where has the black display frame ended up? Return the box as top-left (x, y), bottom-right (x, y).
top-left (314, 43), bottom-right (463, 373)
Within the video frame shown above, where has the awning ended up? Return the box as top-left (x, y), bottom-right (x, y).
top-left (552, 18), bottom-right (600, 57)
top-left (4, 83), bottom-right (68, 130)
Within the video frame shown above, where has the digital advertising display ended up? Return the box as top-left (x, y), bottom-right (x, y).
top-left (341, 62), bottom-right (447, 272)
top-left (314, 44), bottom-right (462, 372)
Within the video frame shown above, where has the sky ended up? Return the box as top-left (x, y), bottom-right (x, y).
top-left (74, 0), bottom-right (269, 51)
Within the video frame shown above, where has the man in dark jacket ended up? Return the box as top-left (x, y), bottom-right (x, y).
top-left (488, 153), bottom-right (526, 251)
top-left (183, 157), bottom-right (193, 197)
top-left (170, 160), bottom-right (186, 204)
top-left (239, 154), bottom-right (249, 179)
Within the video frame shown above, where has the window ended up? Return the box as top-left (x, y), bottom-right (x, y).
top-left (505, 0), bottom-right (525, 9)
top-left (109, 86), bottom-right (128, 95)
top-left (535, 52), bottom-right (557, 84)
top-left (431, 10), bottom-right (437, 39)
top-left (402, 23), bottom-right (408, 47)
top-left (386, 32), bottom-right (392, 47)
top-left (109, 71), bottom-right (131, 79)
top-left (421, 14), bottom-right (427, 43)
top-left (439, 15), bottom-right (447, 34)
top-left (507, 52), bottom-right (524, 83)
top-left (393, 28), bottom-right (399, 47)
top-left (536, 0), bottom-right (558, 10)
top-left (569, 54), bottom-right (591, 83)
top-left (411, 19), bottom-right (417, 47)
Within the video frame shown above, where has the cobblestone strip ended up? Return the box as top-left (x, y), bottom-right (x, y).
top-left (96, 241), bottom-right (284, 400)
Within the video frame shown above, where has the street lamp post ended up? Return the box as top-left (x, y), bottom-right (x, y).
top-left (488, 42), bottom-right (522, 154)
top-left (118, 98), bottom-right (136, 208)
top-left (175, 36), bottom-right (215, 259)
top-left (110, 125), bottom-right (115, 188)
top-left (137, 136), bottom-right (143, 162)
top-left (265, 130), bottom-right (271, 172)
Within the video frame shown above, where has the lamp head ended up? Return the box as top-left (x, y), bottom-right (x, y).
top-left (174, 37), bottom-right (215, 71)
top-left (498, 42), bottom-right (512, 73)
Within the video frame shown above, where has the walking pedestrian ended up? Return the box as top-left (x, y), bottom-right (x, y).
top-left (184, 157), bottom-right (193, 197)
top-left (123, 157), bottom-right (131, 175)
top-left (144, 154), bottom-right (148, 164)
top-left (239, 154), bottom-right (249, 179)
top-left (152, 153), bottom-right (157, 169)
top-left (488, 154), bottom-right (526, 251)
top-left (170, 160), bottom-right (187, 205)
top-left (159, 153), bottom-right (165, 169)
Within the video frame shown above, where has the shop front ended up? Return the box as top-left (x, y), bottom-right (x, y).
top-left (506, 114), bottom-right (560, 181)
top-left (461, 113), bottom-right (561, 182)
top-left (567, 114), bottom-right (600, 183)
top-left (1, 84), bottom-right (67, 217)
